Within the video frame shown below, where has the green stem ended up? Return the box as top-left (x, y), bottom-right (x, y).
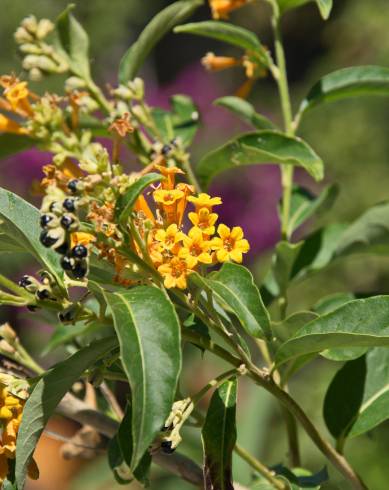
top-left (234, 443), bottom-right (287, 490)
top-left (191, 368), bottom-right (240, 405)
top-left (87, 80), bottom-right (112, 114)
top-left (180, 156), bottom-right (202, 193)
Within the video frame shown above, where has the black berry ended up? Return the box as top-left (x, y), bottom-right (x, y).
top-left (40, 230), bottom-right (58, 248)
top-left (71, 260), bottom-right (88, 279)
top-left (63, 198), bottom-right (76, 212)
top-left (54, 242), bottom-right (69, 255)
top-left (27, 305), bottom-right (38, 312)
top-left (60, 255), bottom-right (74, 271)
top-left (59, 310), bottom-right (73, 322)
top-left (60, 214), bottom-right (74, 229)
top-left (161, 144), bottom-right (171, 156)
top-left (160, 440), bottom-right (175, 454)
top-left (71, 244), bottom-right (88, 258)
top-left (40, 214), bottom-right (53, 228)
top-left (49, 201), bottom-right (58, 212)
top-left (19, 275), bottom-right (32, 288)
top-left (67, 179), bottom-right (79, 193)
top-left (37, 289), bottom-right (50, 300)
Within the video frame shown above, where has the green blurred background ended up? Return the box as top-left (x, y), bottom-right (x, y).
top-left (1, 1), bottom-right (389, 489)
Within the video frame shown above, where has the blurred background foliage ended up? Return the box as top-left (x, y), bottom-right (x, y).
top-left (1, 0), bottom-right (389, 489)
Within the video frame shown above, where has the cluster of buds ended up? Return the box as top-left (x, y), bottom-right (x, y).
top-left (14, 15), bottom-right (68, 81)
top-left (154, 398), bottom-right (194, 454)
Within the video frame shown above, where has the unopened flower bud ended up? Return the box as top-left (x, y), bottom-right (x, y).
top-left (0, 324), bottom-right (17, 344)
top-left (0, 340), bottom-right (16, 355)
top-left (22, 55), bottom-right (40, 70)
top-left (65, 76), bottom-right (87, 91)
top-left (14, 27), bottom-right (34, 44)
top-left (128, 77), bottom-right (144, 100)
top-left (36, 19), bottom-right (54, 39)
top-left (19, 43), bottom-right (42, 55)
top-left (36, 55), bottom-right (58, 72)
top-left (131, 104), bottom-right (148, 125)
top-left (29, 67), bottom-right (43, 82)
top-left (21, 15), bottom-right (38, 34)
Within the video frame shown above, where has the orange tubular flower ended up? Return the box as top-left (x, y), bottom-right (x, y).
top-left (134, 194), bottom-right (155, 222)
top-left (70, 232), bottom-right (95, 249)
top-left (209, 0), bottom-right (250, 19)
top-left (176, 183), bottom-right (194, 227)
top-left (211, 224), bottom-right (250, 263)
top-left (4, 81), bottom-right (33, 116)
top-left (179, 227), bottom-right (212, 265)
top-left (202, 52), bottom-right (241, 72)
top-left (155, 165), bottom-right (185, 190)
top-left (188, 207), bottom-right (219, 236)
top-left (158, 256), bottom-right (196, 289)
top-left (153, 188), bottom-right (184, 225)
top-left (0, 114), bottom-right (28, 135)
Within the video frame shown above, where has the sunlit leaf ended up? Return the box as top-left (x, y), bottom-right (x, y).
top-left (196, 130), bottom-right (324, 189)
top-left (214, 96), bottom-right (276, 130)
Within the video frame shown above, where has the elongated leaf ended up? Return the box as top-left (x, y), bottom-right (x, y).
top-left (208, 263), bottom-right (272, 340)
top-left (276, 296), bottom-right (389, 365)
top-left (273, 311), bottom-right (318, 342)
top-left (323, 356), bottom-right (366, 442)
top-left (103, 286), bottom-right (181, 470)
top-left (299, 66), bottom-right (389, 118)
top-left (117, 173), bottom-right (161, 226)
top-left (278, 0), bottom-right (333, 20)
top-left (175, 21), bottom-right (270, 65)
top-left (15, 337), bottom-right (117, 489)
top-left (287, 184), bottom-right (338, 238)
top-left (202, 378), bottom-right (237, 490)
top-left (349, 347), bottom-right (389, 437)
top-left (335, 201), bottom-right (389, 256)
top-left (119, 0), bottom-right (203, 83)
top-left (55, 5), bottom-right (91, 80)
top-left (0, 134), bottom-right (35, 159)
top-left (214, 97), bottom-right (275, 130)
top-left (196, 131), bottom-right (323, 188)
top-left (0, 188), bottom-right (64, 287)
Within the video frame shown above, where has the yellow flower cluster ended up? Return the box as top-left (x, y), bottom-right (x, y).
top-left (0, 384), bottom-right (38, 484)
top-left (134, 165), bottom-right (250, 289)
top-left (0, 75), bottom-right (33, 135)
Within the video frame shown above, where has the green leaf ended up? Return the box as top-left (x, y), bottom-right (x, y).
top-left (275, 296), bottom-right (389, 366)
top-left (335, 201), bottom-right (389, 256)
top-left (287, 184), bottom-right (338, 238)
top-left (349, 347), bottom-right (389, 437)
top-left (151, 94), bottom-right (200, 146)
top-left (15, 337), bottom-right (117, 489)
top-left (202, 378), bottom-right (237, 490)
top-left (313, 293), bottom-right (368, 361)
top-left (119, 0), bottom-right (203, 83)
top-left (208, 263), bottom-right (272, 340)
top-left (0, 188), bottom-right (64, 288)
top-left (279, 0), bottom-right (332, 20)
top-left (272, 465), bottom-right (328, 489)
top-left (323, 356), bottom-right (366, 442)
top-left (55, 5), bottom-right (91, 80)
top-left (196, 131), bottom-right (323, 189)
top-left (214, 97), bottom-right (276, 130)
top-left (103, 286), bottom-right (181, 470)
top-left (117, 173), bottom-right (161, 226)
top-left (41, 321), bottom-right (106, 355)
top-left (0, 134), bottom-right (35, 159)
top-left (299, 66), bottom-right (389, 118)
top-left (273, 311), bottom-right (318, 342)
top-left (174, 21), bottom-right (270, 65)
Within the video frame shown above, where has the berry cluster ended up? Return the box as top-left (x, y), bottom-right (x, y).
top-left (39, 181), bottom-right (89, 280)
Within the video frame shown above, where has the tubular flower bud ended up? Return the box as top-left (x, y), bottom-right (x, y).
top-left (202, 52), bottom-right (241, 72)
top-left (209, 0), bottom-right (251, 19)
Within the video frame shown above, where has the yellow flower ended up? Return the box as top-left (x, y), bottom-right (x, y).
top-left (188, 192), bottom-right (222, 211)
top-left (179, 227), bottom-right (212, 265)
top-left (209, 0), bottom-right (250, 19)
top-left (4, 81), bottom-right (32, 116)
top-left (188, 207), bottom-right (218, 236)
top-left (70, 232), bottom-right (95, 249)
top-left (202, 52), bottom-right (241, 72)
top-left (0, 114), bottom-right (28, 135)
top-left (153, 188), bottom-right (184, 225)
top-left (158, 256), bottom-right (196, 289)
top-left (154, 224), bottom-right (184, 251)
top-left (211, 224), bottom-right (250, 263)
